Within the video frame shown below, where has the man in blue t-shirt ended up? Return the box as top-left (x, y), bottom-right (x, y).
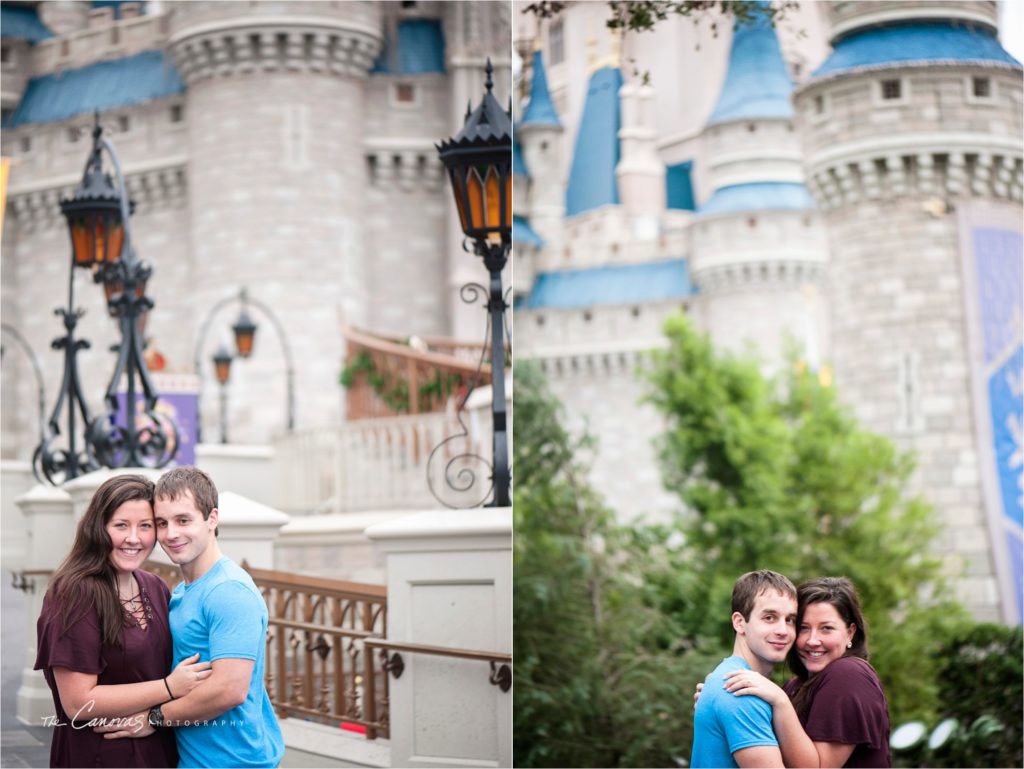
top-left (97, 466), bottom-right (285, 768)
top-left (691, 570), bottom-right (798, 768)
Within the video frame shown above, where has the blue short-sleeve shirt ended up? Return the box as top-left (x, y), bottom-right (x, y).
top-left (690, 656), bottom-right (779, 768)
top-left (169, 557), bottom-right (284, 768)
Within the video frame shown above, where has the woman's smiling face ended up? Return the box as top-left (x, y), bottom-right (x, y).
top-left (796, 601), bottom-right (856, 674)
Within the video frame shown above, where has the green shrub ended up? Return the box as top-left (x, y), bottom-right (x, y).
top-left (914, 623), bottom-right (1024, 768)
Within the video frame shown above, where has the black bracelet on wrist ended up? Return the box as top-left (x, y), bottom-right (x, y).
top-left (163, 678), bottom-right (175, 701)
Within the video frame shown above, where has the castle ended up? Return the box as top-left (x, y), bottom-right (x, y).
top-left (513, 0), bottom-right (1022, 623)
top-left (2, 0), bottom-right (511, 453)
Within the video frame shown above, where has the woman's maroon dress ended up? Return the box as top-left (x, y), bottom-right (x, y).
top-left (35, 569), bottom-right (179, 768)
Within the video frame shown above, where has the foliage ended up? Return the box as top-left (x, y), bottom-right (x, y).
top-left (896, 623), bottom-right (1024, 768)
top-left (516, 315), bottom-right (987, 766)
top-left (513, 362), bottom-right (724, 767)
top-left (338, 350), bottom-right (463, 413)
top-left (643, 316), bottom-right (970, 726)
top-left (523, 1), bottom-right (797, 35)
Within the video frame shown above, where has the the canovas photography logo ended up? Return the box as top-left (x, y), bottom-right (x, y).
top-left (40, 701), bottom-right (246, 729)
top-left (40, 701), bottom-right (146, 732)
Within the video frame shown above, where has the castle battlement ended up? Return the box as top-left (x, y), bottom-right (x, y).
top-left (825, 1), bottom-right (999, 44)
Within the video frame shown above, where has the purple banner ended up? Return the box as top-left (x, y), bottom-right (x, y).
top-left (115, 388), bottom-right (198, 466)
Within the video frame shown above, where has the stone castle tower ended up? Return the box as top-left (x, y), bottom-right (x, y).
top-left (793, 0), bottom-right (1023, 620)
top-left (2, 1), bottom-right (510, 449)
top-left (689, 7), bottom-right (829, 367)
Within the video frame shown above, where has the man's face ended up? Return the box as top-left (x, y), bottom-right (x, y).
top-left (734, 589), bottom-right (797, 668)
top-left (154, 490), bottom-right (217, 568)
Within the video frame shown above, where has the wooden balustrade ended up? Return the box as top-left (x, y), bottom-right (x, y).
top-left (342, 325), bottom-right (491, 420)
top-left (145, 561), bottom-right (391, 739)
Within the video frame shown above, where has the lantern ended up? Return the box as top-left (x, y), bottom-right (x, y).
top-left (59, 152), bottom-right (132, 268)
top-left (232, 307), bottom-right (257, 359)
top-left (212, 345), bottom-right (233, 385)
top-left (436, 59), bottom-right (512, 247)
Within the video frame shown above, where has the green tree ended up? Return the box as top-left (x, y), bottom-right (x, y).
top-left (644, 316), bottom-right (970, 724)
top-left (513, 362), bottom-right (721, 767)
top-left (523, 1), bottom-right (797, 35)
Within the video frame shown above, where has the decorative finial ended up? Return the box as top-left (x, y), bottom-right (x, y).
top-left (484, 58), bottom-right (494, 93)
top-left (465, 100), bottom-right (472, 121)
top-left (93, 109), bottom-right (102, 139)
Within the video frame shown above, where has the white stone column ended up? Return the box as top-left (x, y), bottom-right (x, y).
top-left (215, 491), bottom-right (290, 569)
top-left (365, 508), bottom-right (512, 768)
top-left (195, 443), bottom-right (274, 509)
top-left (1, 459), bottom-right (35, 573)
top-left (15, 484), bottom-right (74, 725)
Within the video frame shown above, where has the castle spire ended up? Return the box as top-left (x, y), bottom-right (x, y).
top-left (565, 65), bottom-right (623, 217)
top-left (521, 50), bottom-right (561, 127)
top-left (707, 1), bottom-right (793, 125)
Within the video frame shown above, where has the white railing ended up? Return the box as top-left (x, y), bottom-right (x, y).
top-left (273, 409), bottom-right (492, 514)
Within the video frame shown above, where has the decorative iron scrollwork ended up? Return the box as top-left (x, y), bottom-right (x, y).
top-left (489, 660), bottom-right (511, 693)
top-left (425, 281), bottom-right (503, 508)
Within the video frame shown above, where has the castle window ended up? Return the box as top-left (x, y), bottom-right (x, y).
top-left (583, 311), bottom-right (592, 323)
top-left (170, 104), bottom-right (184, 123)
top-left (881, 79), bottom-right (901, 100)
top-left (390, 82), bottom-right (420, 108)
top-left (536, 315), bottom-right (545, 327)
top-left (117, 115), bottom-right (130, 133)
top-left (814, 95), bottom-right (824, 114)
top-left (20, 136), bottom-right (31, 153)
top-left (549, 19), bottom-right (564, 65)
top-left (395, 83), bottom-right (415, 103)
top-left (1, 108), bottom-right (12, 124)
top-left (631, 306), bottom-right (641, 318)
top-left (0, 46), bottom-right (11, 64)
top-left (747, 122), bottom-right (757, 133)
top-left (972, 76), bottom-right (990, 98)
top-left (67, 126), bottom-right (82, 143)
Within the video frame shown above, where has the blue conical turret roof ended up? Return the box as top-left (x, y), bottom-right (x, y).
top-left (521, 50), bottom-right (561, 127)
top-left (708, 3), bottom-right (794, 125)
top-left (812, 22), bottom-right (1021, 79)
top-left (565, 66), bottom-right (622, 217)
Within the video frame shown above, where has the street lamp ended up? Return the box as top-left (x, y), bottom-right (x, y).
top-left (33, 114), bottom-right (178, 484)
top-left (212, 344), bottom-right (233, 444)
top-left (435, 59), bottom-right (512, 508)
top-left (193, 287), bottom-right (295, 444)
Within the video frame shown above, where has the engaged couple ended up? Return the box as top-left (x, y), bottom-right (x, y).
top-left (691, 569), bottom-right (891, 768)
top-left (34, 467), bottom-right (284, 768)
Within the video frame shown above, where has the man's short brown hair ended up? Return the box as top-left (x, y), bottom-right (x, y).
top-left (155, 465), bottom-right (219, 536)
top-left (731, 570), bottom-right (797, 620)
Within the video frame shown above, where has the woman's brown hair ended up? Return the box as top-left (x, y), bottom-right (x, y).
top-left (787, 576), bottom-right (871, 719)
top-left (45, 474), bottom-right (155, 648)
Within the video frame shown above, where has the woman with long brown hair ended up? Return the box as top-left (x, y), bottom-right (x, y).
top-left (719, 577), bottom-right (892, 767)
top-left (34, 473), bottom-right (212, 768)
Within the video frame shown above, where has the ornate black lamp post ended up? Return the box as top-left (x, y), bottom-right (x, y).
top-left (435, 59), bottom-right (512, 508)
top-left (33, 115), bottom-right (178, 484)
